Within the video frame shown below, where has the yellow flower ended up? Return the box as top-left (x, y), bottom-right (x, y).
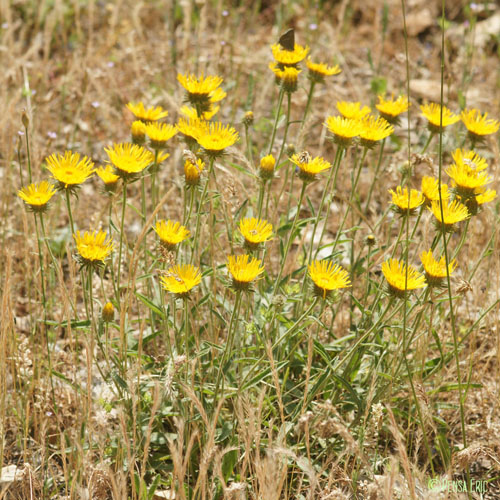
top-left (376, 94), bottom-right (410, 123)
top-left (177, 117), bottom-right (210, 144)
top-left (420, 103), bottom-right (460, 133)
top-left (18, 180), bottom-right (56, 212)
top-left (180, 104), bottom-right (219, 121)
top-left (429, 199), bottom-right (469, 232)
top-left (101, 302), bottom-right (115, 322)
top-left (131, 120), bottom-right (147, 145)
top-left (420, 249), bottom-right (456, 287)
top-left (126, 102), bottom-right (168, 122)
top-left (382, 258), bottom-right (426, 297)
top-left (271, 42), bottom-right (309, 67)
top-left (195, 121), bottom-right (239, 157)
top-left (306, 58), bottom-right (341, 83)
top-left (446, 161), bottom-right (492, 198)
top-left (475, 188), bottom-right (496, 205)
top-left (239, 218), bottom-right (273, 249)
top-left (324, 116), bottom-right (361, 147)
top-left (177, 73), bottom-right (225, 115)
top-left (290, 153), bottom-right (331, 183)
top-left (451, 148), bottom-right (488, 173)
top-left (145, 122), bottom-right (178, 149)
top-left (270, 64), bottom-right (301, 93)
top-left (74, 230), bottom-right (114, 267)
top-left (227, 254), bottom-right (264, 290)
top-left (104, 143), bottom-right (155, 181)
top-left (160, 264), bottom-right (201, 297)
top-left (358, 115), bottom-right (394, 148)
top-left (184, 156), bottom-right (205, 186)
top-left (421, 176), bottom-right (449, 205)
top-left (308, 260), bottom-right (351, 299)
top-left (336, 101), bottom-right (371, 120)
top-left (389, 186), bottom-right (424, 216)
top-left (154, 220), bottom-right (190, 250)
top-left (96, 165), bottom-right (120, 194)
top-left (461, 109), bottom-right (500, 141)
top-left (259, 154), bottom-right (276, 180)
top-left (45, 151), bottom-right (95, 191)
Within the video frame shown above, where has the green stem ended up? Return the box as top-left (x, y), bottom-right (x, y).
top-left (297, 80), bottom-right (316, 147)
top-left (268, 88), bottom-right (285, 155)
top-left (364, 138), bottom-right (386, 212)
top-left (35, 213), bottom-right (57, 412)
top-left (213, 291), bottom-right (242, 403)
top-left (273, 181), bottom-right (306, 294)
top-left (116, 182), bottom-right (127, 301)
top-left (275, 92), bottom-right (293, 170)
top-left (245, 124), bottom-right (253, 164)
top-left (257, 181), bottom-right (266, 219)
top-left (25, 124), bottom-right (32, 183)
top-left (421, 132), bottom-right (435, 154)
top-left (191, 158), bottom-right (214, 264)
top-left (65, 189), bottom-right (76, 237)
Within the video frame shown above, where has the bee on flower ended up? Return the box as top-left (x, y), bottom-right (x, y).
top-left (239, 218), bottom-right (273, 250)
top-left (160, 264), bottom-right (202, 298)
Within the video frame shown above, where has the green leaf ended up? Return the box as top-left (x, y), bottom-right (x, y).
top-left (135, 292), bottom-right (165, 318)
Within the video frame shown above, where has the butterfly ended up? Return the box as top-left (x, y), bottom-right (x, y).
top-left (296, 151), bottom-right (311, 164)
top-left (279, 28), bottom-right (295, 51)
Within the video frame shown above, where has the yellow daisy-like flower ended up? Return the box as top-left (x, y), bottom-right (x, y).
top-left (306, 58), bottom-right (341, 83)
top-left (96, 165), bottom-right (120, 194)
top-left (45, 151), bottom-right (95, 192)
top-left (145, 122), bottom-right (178, 150)
top-left (420, 103), bottom-right (460, 133)
top-left (420, 249), bottom-right (457, 287)
top-left (227, 254), bottom-right (265, 291)
top-left (195, 121), bottom-right (239, 157)
top-left (446, 161), bottom-right (492, 198)
top-left (104, 143), bottom-right (155, 181)
top-left (461, 109), bottom-right (500, 141)
top-left (389, 186), bottom-right (424, 216)
top-left (259, 154), bottom-right (276, 180)
top-left (180, 104), bottom-right (219, 121)
top-left (177, 73), bottom-right (225, 115)
top-left (475, 188), bottom-right (496, 205)
top-left (376, 94), bottom-right (410, 123)
top-left (382, 258), bottom-right (426, 298)
top-left (336, 101), bottom-right (371, 121)
top-left (239, 218), bottom-right (273, 249)
top-left (358, 115), bottom-right (394, 148)
top-left (154, 220), bottom-right (190, 250)
top-left (290, 153), bottom-right (331, 183)
top-left (74, 230), bottom-right (114, 268)
top-left (308, 260), bottom-right (351, 299)
top-left (131, 120), bottom-right (147, 145)
top-left (126, 102), bottom-right (168, 122)
top-left (184, 157), bottom-right (205, 186)
top-left (324, 116), bottom-right (361, 147)
top-left (177, 117), bottom-right (210, 145)
top-left (271, 42), bottom-right (309, 67)
top-left (421, 176), bottom-right (449, 205)
top-left (429, 199), bottom-right (469, 232)
top-left (270, 64), bottom-right (301, 93)
top-left (451, 148), bottom-right (488, 173)
top-left (160, 264), bottom-right (201, 297)
top-left (18, 180), bottom-right (56, 213)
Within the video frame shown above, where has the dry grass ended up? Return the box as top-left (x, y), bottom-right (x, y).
top-left (1, 0), bottom-right (500, 499)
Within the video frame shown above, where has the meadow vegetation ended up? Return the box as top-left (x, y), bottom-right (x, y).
top-left (1, 1), bottom-right (500, 498)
